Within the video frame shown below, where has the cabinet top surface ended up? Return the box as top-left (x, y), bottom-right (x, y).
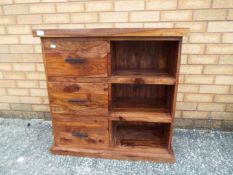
top-left (32, 28), bottom-right (189, 38)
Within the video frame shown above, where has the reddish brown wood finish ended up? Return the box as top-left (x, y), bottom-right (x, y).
top-left (50, 146), bottom-right (175, 163)
top-left (53, 115), bottom-right (109, 149)
top-left (111, 40), bottom-right (179, 77)
top-left (35, 28), bottom-right (187, 163)
top-left (48, 82), bottom-right (108, 116)
top-left (110, 111), bottom-right (172, 123)
top-left (33, 28), bottom-right (189, 38)
top-left (43, 39), bottom-right (109, 78)
top-left (111, 121), bottom-right (170, 150)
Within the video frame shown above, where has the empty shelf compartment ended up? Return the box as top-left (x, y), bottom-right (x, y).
top-left (111, 121), bottom-right (170, 149)
top-left (111, 84), bottom-right (174, 113)
top-left (111, 40), bottom-right (179, 76)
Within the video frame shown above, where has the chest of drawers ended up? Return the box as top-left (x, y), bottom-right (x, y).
top-left (33, 28), bottom-right (188, 162)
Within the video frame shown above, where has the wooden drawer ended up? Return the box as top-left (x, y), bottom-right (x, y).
top-left (48, 82), bottom-right (108, 116)
top-left (53, 115), bottom-right (108, 149)
top-left (43, 38), bottom-right (109, 77)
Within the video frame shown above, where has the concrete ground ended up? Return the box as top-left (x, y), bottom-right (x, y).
top-left (0, 118), bottom-right (232, 175)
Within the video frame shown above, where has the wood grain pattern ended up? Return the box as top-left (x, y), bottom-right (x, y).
top-left (53, 115), bottom-right (108, 149)
top-left (43, 39), bottom-right (109, 78)
top-left (111, 84), bottom-right (173, 113)
top-left (111, 121), bottom-right (170, 150)
top-left (33, 28), bottom-right (189, 38)
top-left (36, 28), bottom-right (187, 162)
top-left (109, 75), bottom-right (176, 85)
top-left (111, 40), bottom-right (179, 77)
top-left (110, 111), bottom-right (172, 123)
top-left (167, 38), bottom-right (183, 150)
top-left (48, 82), bottom-right (108, 116)
top-left (47, 77), bottom-right (108, 83)
top-left (50, 146), bottom-right (175, 163)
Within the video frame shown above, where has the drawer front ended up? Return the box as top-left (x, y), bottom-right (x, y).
top-left (48, 82), bottom-right (108, 116)
top-left (53, 115), bottom-right (108, 149)
top-left (43, 39), bottom-right (109, 77)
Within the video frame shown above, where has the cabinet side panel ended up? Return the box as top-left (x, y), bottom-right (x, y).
top-left (168, 38), bottom-right (182, 150)
top-left (41, 38), bottom-right (59, 146)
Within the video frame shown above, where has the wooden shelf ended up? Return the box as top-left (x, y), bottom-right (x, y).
top-left (109, 74), bottom-right (176, 85)
top-left (110, 85), bottom-right (173, 123)
top-left (110, 110), bottom-right (172, 123)
top-left (111, 121), bottom-right (170, 151)
top-left (112, 69), bottom-right (170, 76)
top-left (110, 98), bottom-right (172, 123)
top-left (110, 84), bottom-right (174, 123)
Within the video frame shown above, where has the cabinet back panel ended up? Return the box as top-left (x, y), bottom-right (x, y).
top-left (111, 41), bottom-right (179, 76)
top-left (112, 121), bottom-right (170, 149)
top-left (111, 84), bottom-right (174, 112)
top-left (112, 84), bottom-right (165, 99)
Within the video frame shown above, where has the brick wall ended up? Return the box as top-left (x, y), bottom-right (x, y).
top-left (0, 0), bottom-right (233, 129)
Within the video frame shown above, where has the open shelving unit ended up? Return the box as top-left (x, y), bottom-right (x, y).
top-left (109, 39), bottom-right (181, 156)
top-left (35, 28), bottom-right (187, 162)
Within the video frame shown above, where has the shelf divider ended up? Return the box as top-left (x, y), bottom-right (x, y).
top-left (110, 110), bottom-right (172, 123)
top-left (109, 75), bottom-right (176, 85)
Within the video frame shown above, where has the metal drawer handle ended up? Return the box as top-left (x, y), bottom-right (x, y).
top-left (72, 132), bottom-right (88, 138)
top-left (64, 58), bottom-right (85, 63)
top-left (67, 98), bottom-right (87, 103)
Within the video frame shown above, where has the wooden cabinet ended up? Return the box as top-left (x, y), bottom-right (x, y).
top-left (34, 28), bottom-right (189, 162)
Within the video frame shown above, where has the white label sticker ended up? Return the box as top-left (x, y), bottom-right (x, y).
top-left (50, 44), bottom-right (56, 48)
top-left (36, 30), bottom-right (44, 36)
